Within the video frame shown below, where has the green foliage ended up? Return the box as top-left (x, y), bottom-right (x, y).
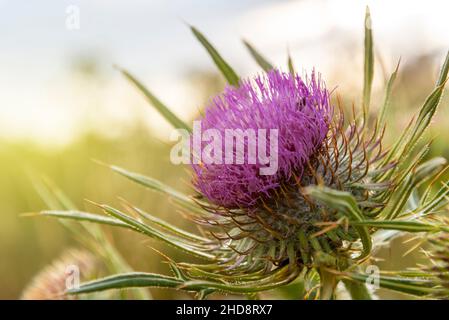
top-left (363, 6), bottom-right (374, 122)
top-left (243, 40), bottom-right (274, 72)
top-left (190, 26), bottom-right (239, 86)
top-left (117, 67), bottom-right (191, 132)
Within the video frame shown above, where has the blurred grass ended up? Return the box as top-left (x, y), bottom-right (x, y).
top-left (0, 125), bottom-right (199, 299)
top-left (1, 52), bottom-right (448, 299)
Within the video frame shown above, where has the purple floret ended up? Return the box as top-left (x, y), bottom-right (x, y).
top-left (191, 69), bottom-right (331, 208)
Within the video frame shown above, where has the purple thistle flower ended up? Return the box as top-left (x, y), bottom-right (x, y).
top-left (192, 69), bottom-right (332, 208)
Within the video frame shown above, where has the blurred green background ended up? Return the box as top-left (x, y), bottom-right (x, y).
top-left (0, 70), bottom-right (222, 299)
top-left (1, 0), bottom-right (448, 299)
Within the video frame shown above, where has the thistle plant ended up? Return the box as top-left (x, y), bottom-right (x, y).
top-left (34, 8), bottom-right (449, 299)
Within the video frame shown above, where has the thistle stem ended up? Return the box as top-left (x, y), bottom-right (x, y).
top-left (319, 268), bottom-right (337, 300)
top-left (343, 280), bottom-right (372, 300)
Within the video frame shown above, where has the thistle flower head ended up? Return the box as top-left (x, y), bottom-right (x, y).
top-left (192, 69), bottom-right (331, 208)
top-left (188, 66), bottom-right (393, 271)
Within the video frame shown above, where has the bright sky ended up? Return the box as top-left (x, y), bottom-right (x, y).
top-left (0, 0), bottom-right (448, 145)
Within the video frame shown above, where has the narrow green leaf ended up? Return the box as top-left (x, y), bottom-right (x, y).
top-left (36, 210), bottom-right (132, 228)
top-left (67, 272), bottom-right (185, 295)
top-left (243, 40), bottom-right (273, 71)
top-left (350, 220), bottom-right (448, 233)
top-left (376, 118), bottom-right (414, 170)
top-left (110, 164), bottom-right (188, 201)
top-left (372, 181), bottom-right (449, 253)
top-left (30, 174), bottom-right (66, 210)
top-left (345, 273), bottom-right (441, 297)
top-left (377, 59), bottom-right (400, 132)
top-left (381, 141), bottom-right (429, 187)
top-left (69, 266), bottom-right (300, 295)
top-left (101, 205), bottom-right (216, 260)
top-left (362, 6), bottom-right (374, 122)
top-left (377, 52), bottom-right (448, 164)
top-left (169, 262), bottom-right (188, 281)
top-left (436, 50), bottom-right (449, 86)
top-left (385, 152), bottom-right (441, 220)
top-left (393, 52), bottom-right (449, 160)
top-left (287, 51), bottom-right (295, 75)
top-left (190, 26), bottom-right (239, 85)
top-left (108, 164), bottom-right (205, 215)
top-left (124, 202), bottom-right (209, 242)
top-left (37, 206), bottom-right (216, 260)
top-left (400, 84), bottom-right (446, 160)
top-left (407, 181), bottom-right (449, 219)
top-left (415, 84), bottom-right (447, 134)
top-left (117, 67), bottom-right (191, 131)
top-left (182, 265), bottom-right (301, 293)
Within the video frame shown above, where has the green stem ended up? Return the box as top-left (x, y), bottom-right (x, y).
top-left (343, 279), bottom-right (372, 300)
top-left (319, 268), bottom-right (337, 300)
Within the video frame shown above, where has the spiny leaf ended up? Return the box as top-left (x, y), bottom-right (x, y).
top-left (109, 164), bottom-right (188, 200)
top-left (67, 272), bottom-right (185, 295)
top-left (243, 40), bottom-right (273, 71)
top-left (181, 265), bottom-right (301, 293)
top-left (436, 50), bottom-right (449, 86)
top-left (379, 140), bottom-right (429, 188)
top-left (122, 202), bottom-right (209, 242)
top-left (377, 59), bottom-right (400, 132)
top-left (287, 51), bottom-right (295, 75)
top-left (421, 163), bottom-right (449, 204)
top-left (372, 181), bottom-right (449, 253)
top-left (385, 152), bottom-right (442, 220)
top-left (69, 265), bottom-right (300, 295)
top-left (350, 220), bottom-right (449, 233)
top-left (36, 210), bottom-right (128, 228)
top-left (345, 272), bottom-right (441, 296)
top-left (413, 82), bottom-right (447, 136)
top-left (362, 5), bottom-right (374, 122)
top-left (117, 66), bottom-right (191, 131)
top-left (37, 206), bottom-right (216, 260)
top-left (377, 118), bottom-right (414, 170)
top-left (405, 181), bottom-right (449, 219)
top-left (190, 26), bottom-right (239, 86)
top-left (100, 204), bottom-right (216, 260)
top-left (393, 52), bottom-right (449, 160)
top-left (107, 164), bottom-right (205, 215)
